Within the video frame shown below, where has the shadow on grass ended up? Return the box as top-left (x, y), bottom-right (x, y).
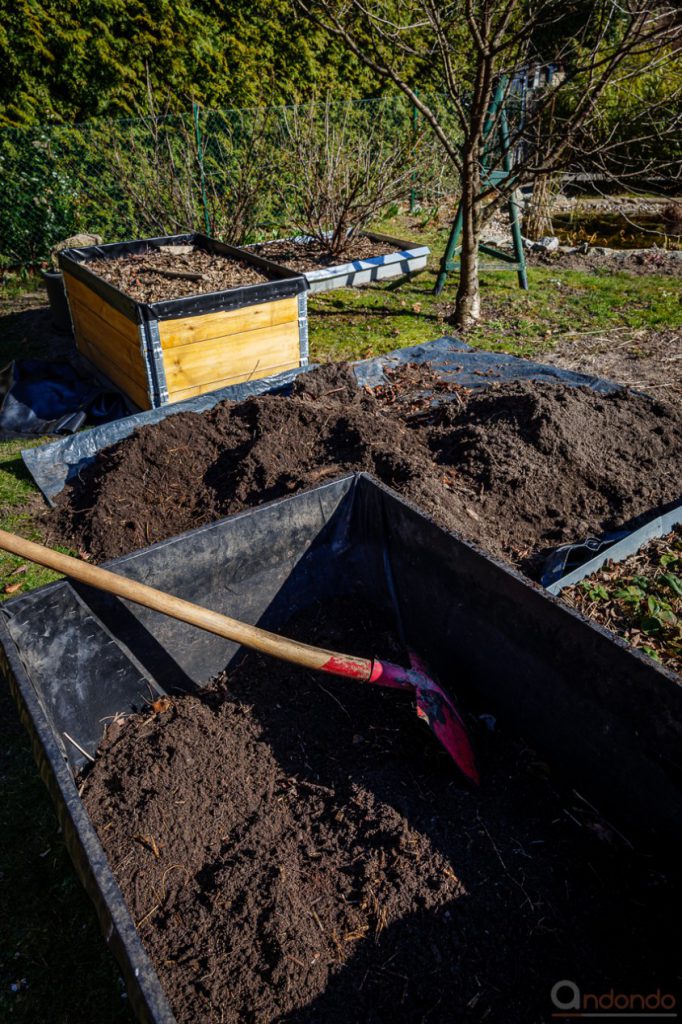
top-left (0, 303), bottom-right (74, 366)
top-left (312, 305), bottom-right (444, 324)
top-left (0, 450), bottom-right (38, 488)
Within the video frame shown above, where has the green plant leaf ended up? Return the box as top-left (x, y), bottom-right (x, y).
top-left (615, 584), bottom-right (644, 605)
top-left (661, 572), bottom-right (682, 597)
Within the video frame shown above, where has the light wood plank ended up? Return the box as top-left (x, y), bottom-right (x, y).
top-left (63, 271), bottom-right (139, 342)
top-left (162, 320), bottom-right (300, 391)
top-left (72, 321), bottom-right (148, 392)
top-left (157, 296), bottom-right (298, 350)
top-left (167, 357), bottom-right (302, 402)
top-left (76, 335), bottom-right (152, 410)
top-left (69, 299), bottom-right (147, 382)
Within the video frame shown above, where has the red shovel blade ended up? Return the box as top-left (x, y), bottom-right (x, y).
top-left (370, 653), bottom-right (480, 784)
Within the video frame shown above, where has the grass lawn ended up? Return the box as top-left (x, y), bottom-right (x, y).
top-left (308, 212), bottom-right (681, 362)
top-left (0, 235), bottom-right (680, 1022)
top-left (309, 263), bottom-right (680, 362)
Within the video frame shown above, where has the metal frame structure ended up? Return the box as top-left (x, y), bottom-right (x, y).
top-left (434, 75), bottom-right (529, 296)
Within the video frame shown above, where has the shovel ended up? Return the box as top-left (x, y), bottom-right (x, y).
top-left (0, 530), bottom-right (479, 783)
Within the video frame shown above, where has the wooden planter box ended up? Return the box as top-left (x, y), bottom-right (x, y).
top-left (58, 234), bottom-right (309, 410)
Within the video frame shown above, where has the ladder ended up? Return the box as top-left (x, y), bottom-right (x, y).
top-left (434, 76), bottom-right (528, 296)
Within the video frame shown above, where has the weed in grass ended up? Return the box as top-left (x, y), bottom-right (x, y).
top-left (0, 270), bottom-right (43, 302)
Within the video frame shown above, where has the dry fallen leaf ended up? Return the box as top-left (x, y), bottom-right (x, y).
top-left (151, 696), bottom-right (174, 714)
top-left (3, 582), bottom-right (22, 594)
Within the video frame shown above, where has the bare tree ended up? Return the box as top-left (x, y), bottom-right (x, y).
top-left (294, 0), bottom-right (682, 326)
top-left (201, 104), bottom-right (282, 245)
top-left (275, 95), bottom-right (433, 257)
top-left (106, 76), bottom-right (201, 237)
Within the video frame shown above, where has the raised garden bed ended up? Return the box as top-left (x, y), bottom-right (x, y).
top-left (562, 526), bottom-right (681, 673)
top-left (58, 234), bottom-right (308, 410)
top-left (2, 475), bottom-right (681, 1023)
top-left (45, 362), bottom-right (682, 579)
top-left (549, 500), bottom-right (682, 676)
top-left (245, 230), bottom-right (430, 293)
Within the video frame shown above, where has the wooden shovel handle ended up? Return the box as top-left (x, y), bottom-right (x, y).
top-left (0, 530), bottom-right (374, 682)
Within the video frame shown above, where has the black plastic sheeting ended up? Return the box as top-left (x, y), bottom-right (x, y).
top-left (0, 359), bottom-right (129, 439)
top-left (351, 335), bottom-right (620, 393)
top-left (547, 497), bottom-right (682, 596)
top-left (22, 336), bottom-right (620, 505)
top-left (2, 473), bottom-right (681, 1023)
top-left (540, 530), bottom-right (632, 587)
top-left (58, 232), bottom-right (307, 324)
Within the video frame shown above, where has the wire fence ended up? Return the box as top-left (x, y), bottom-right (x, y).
top-left (0, 94), bottom-right (461, 268)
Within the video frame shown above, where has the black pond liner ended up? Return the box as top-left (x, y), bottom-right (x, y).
top-left (1, 473), bottom-right (681, 1023)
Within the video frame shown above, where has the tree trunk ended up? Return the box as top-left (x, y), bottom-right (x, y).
top-left (523, 174), bottom-right (555, 240)
top-left (453, 155), bottom-right (482, 327)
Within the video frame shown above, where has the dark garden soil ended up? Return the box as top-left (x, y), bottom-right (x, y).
top-left (85, 245), bottom-right (273, 303)
top-left (82, 597), bottom-right (679, 1024)
top-left (527, 247), bottom-right (682, 276)
top-left (245, 234), bottom-right (399, 271)
top-left (52, 363), bottom-right (682, 577)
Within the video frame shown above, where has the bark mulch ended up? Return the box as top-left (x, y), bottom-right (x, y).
top-left (85, 245), bottom-right (273, 303)
top-left (245, 234), bottom-right (399, 272)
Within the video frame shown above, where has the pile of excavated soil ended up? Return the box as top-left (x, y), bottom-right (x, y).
top-left (51, 364), bottom-right (682, 575)
top-left (82, 598), bottom-right (678, 1024)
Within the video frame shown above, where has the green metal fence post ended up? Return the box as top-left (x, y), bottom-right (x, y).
top-left (409, 90), bottom-right (419, 214)
top-left (193, 101), bottom-right (211, 235)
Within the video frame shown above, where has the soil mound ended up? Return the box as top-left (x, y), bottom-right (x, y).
top-left (429, 381), bottom-right (682, 568)
top-left (83, 599), bottom-right (678, 1024)
top-left (52, 365), bottom-right (682, 575)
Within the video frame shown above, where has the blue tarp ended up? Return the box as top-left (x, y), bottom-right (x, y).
top-left (22, 336), bottom-right (620, 505)
top-left (0, 360), bottom-right (128, 440)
